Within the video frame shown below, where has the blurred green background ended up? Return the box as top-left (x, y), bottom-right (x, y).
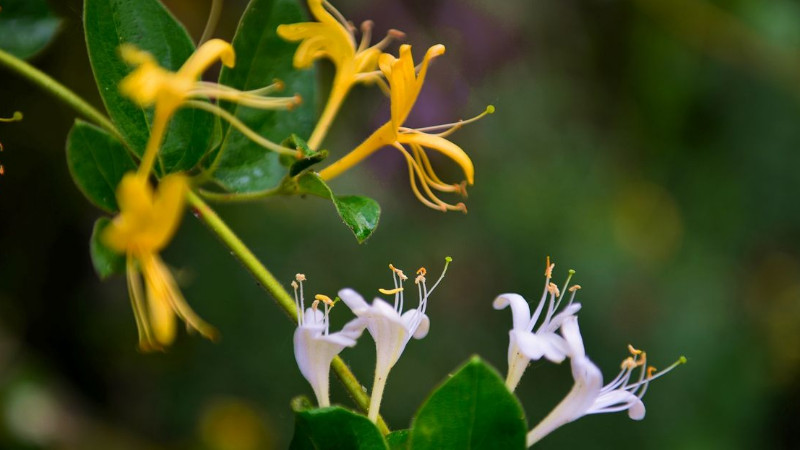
top-left (1, 0), bottom-right (799, 448)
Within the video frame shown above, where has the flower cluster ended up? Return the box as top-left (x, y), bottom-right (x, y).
top-left (494, 258), bottom-right (686, 446)
top-left (280, 0), bottom-right (493, 212)
top-left (291, 258), bottom-right (451, 422)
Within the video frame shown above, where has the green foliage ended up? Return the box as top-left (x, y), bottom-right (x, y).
top-left (84, 0), bottom-right (214, 172)
top-left (409, 356), bottom-right (527, 450)
top-left (289, 405), bottom-right (388, 450)
top-left (90, 217), bottom-right (125, 279)
top-left (0, 0), bottom-right (61, 59)
top-left (66, 119), bottom-right (136, 212)
top-left (385, 430), bottom-right (410, 449)
top-left (282, 134), bottom-right (329, 176)
top-left (211, 0), bottom-right (317, 192)
top-left (296, 172), bottom-right (381, 244)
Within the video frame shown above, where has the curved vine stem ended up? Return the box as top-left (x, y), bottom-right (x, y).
top-left (0, 46), bottom-right (387, 433)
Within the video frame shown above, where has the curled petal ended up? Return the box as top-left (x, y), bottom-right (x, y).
top-left (401, 309), bottom-right (430, 339)
top-left (338, 288), bottom-right (369, 313)
top-left (493, 293), bottom-right (532, 332)
top-left (512, 329), bottom-right (569, 364)
top-left (397, 132), bottom-right (474, 185)
top-left (178, 39), bottom-right (235, 80)
top-left (560, 315), bottom-right (586, 359)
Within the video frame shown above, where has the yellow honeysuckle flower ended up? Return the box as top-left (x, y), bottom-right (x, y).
top-left (278, 0), bottom-right (404, 149)
top-left (119, 39), bottom-right (301, 177)
top-left (103, 172), bottom-right (217, 351)
top-left (319, 44), bottom-right (493, 212)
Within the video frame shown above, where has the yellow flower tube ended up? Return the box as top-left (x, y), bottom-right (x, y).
top-left (319, 44), bottom-right (492, 212)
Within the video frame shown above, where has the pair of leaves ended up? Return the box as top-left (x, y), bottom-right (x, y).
top-left (289, 357), bottom-right (527, 449)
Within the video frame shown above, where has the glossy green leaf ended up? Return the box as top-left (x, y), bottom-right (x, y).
top-left (0, 0), bottom-right (61, 59)
top-left (385, 430), bottom-right (409, 450)
top-left (409, 356), bottom-right (527, 450)
top-left (66, 119), bottom-right (136, 212)
top-left (211, 0), bottom-right (316, 192)
top-left (297, 173), bottom-right (380, 244)
top-left (84, 0), bottom-right (214, 172)
top-left (90, 218), bottom-right (125, 279)
top-left (289, 406), bottom-right (388, 450)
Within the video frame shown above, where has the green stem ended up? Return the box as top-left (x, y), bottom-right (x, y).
top-left (186, 191), bottom-right (390, 435)
top-left (0, 48), bottom-right (120, 140)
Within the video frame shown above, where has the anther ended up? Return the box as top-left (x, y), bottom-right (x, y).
top-left (388, 29), bottom-right (406, 40)
top-left (417, 267), bottom-right (427, 276)
top-left (360, 20), bottom-right (374, 33)
top-left (414, 274), bottom-right (426, 285)
top-left (620, 357), bottom-right (637, 370)
top-left (547, 282), bottom-right (560, 297)
top-left (647, 366), bottom-right (657, 378)
top-left (295, 273), bottom-right (306, 282)
top-left (291, 280), bottom-right (298, 289)
top-left (379, 287), bottom-right (404, 295)
top-left (315, 294), bottom-right (334, 306)
top-left (545, 256), bottom-right (554, 278)
top-left (311, 299), bottom-right (320, 311)
top-left (627, 344), bottom-right (643, 355)
top-left (568, 284), bottom-right (582, 292)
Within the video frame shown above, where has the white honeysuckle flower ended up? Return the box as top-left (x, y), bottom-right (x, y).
top-left (493, 257), bottom-right (583, 391)
top-left (292, 274), bottom-right (366, 408)
top-left (527, 316), bottom-right (687, 447)
top-left (338, 257), bottom-right (452, 422)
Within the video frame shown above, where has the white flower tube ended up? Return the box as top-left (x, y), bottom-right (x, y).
top-left (493, 258), bottom-right (582, 391)
top-left (339, 257), bottom-right (451, 422)
top-left (292, 275), bottom-right (366, 407)
top-left (527, 316), bottom-right (686, 447)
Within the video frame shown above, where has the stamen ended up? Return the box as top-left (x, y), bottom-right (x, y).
top-left (296, 274), bottom-right (306, 282)
top-left (183, 101), bottom-right (299, 157)
top-left (379, 287), bottom-right (404, 295)
top-left (545, 256), bottom-right (554, 278)
top-left (628, 344), bottom-right (643, 355)
top-left (357, 20), bottom-right (374, 53)
top-left (315, 294), bottom-right (334, 306)
top-left (394, 142), bottom-right (467, 212)
top-left (647, 366), bottom-right (657, 378)
top-left (414, 274), bottom-right (426, 285)
top-left (400, 105), bottom-right (495, 137)
top-left (417, 267), bottom-right (427, 276)
top-left (323, 0), bottom-right (356, 44)
top-left (547, 282), bottom-right (560, 297)
top-left (0, 111), bottom-right (23, 123)
top-left (198, 0), bottom-right (223, 45)
top-left (312, 299), bottom-right (320, 311)
top-left (568, 284), bottom-right (582, 292)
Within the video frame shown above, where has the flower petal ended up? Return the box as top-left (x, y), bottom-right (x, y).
top-left (493, 293), bottom-right (532, 331)
top-left (397, 132), bottom-right (474, 185)
top-left (560, 315), bottom-right (586, 359)
top-left (401, 309), bottom-right (430, 339)
top-left (512, 330), bottom-right (569, 364)
top-left (338, 288), bottom-right (369, 313)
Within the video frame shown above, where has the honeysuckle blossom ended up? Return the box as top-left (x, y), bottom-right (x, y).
top-left (338, 257), bottom-right (451, 422)
top-left (277, 0), bottom-right (404, 149)
top-left (319, 44), bottom-right (493, 212)
top-left (493, 258), bottom-right (582, 391)
top-left (103, 173), bottom-right (217, 351)
top-left (292, 275), bottom-right (366, 407)
top-left (527, 316), bottom-right (686, 447)
top-left (119, 39), bottom-right (301, 175)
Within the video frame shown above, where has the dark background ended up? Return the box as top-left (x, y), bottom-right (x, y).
top-left (1, 0), bottom-right (799, 448)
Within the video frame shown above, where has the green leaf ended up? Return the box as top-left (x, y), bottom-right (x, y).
top-left (0, 0), bottom-right (61, 59)
top-left (297, 173), bottom-right (380, 244)
top-left (289, 406), bottom-right (388, 450)
top-left (211, 0), bottom-right (316, 192)
top-left (280, 134), bottom-right (329, 176)
top-left (409, 356), bottom-right (527, 450)
top-left (84, 0), bottom-right (214, 173)
top-left (385, 430), bottom-right (410, 450)
top-left (90, 218), bottom-right (125, 279)
top-left (66, 119), bottom-right (136, 212)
